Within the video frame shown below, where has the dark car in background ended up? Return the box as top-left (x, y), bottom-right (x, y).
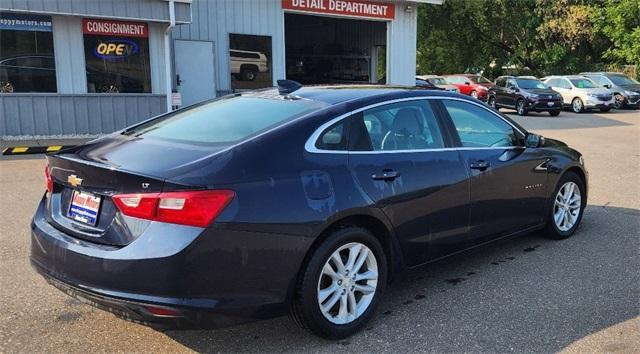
top-left (31, 83), bottom-right (587, 339)
top-left (443, 74), bottom-right (494, 100)
top-left (580, 72), bottom-right (640, 109)
top-left (415, 77), bottom-right (445, 90)
top-left (0, 54), bottom-right (57, 93)
top-left (488, 76), bottom-right (563, 116)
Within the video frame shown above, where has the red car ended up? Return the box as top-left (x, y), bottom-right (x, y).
top-left (444, 74), bottom-right (494, 100)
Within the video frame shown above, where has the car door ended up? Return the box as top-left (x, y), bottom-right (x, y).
top-left (505, 78), bottom-right (519, 107)
top-left (347, 99), bottom-right (470, 265)
top-left (438, 99), bottom-right (549, 246)
top-left (493, 78), bottom-right (506, 106)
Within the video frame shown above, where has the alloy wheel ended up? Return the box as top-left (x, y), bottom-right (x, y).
top-left (614, 94), bottom-right (624, 109)
top-left (572, 98), bottom-right (583, 113)
top-left (488, 97), bottom-right (496, 108)
top-left (517, 100), bottom-right (526, 115)
top-left (0, 81), bottom-right (14, 93)
top-left (317, 242), bottom-right (378, 325)
top-left (553, 181), bottom-right (582, 232)
top-left (470, 90), bottom-right (478, 98)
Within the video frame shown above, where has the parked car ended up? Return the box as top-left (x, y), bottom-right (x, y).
top-left (580, 72), bottom-right (640, 109)
top-left (415, 78), bottom-right (445, 90)
top-left (543, 75), bottom-right (615, 113)
top-left (32, 83), bottom-right (587, 339)
top-left (230, 49), bottom-right (269, 81)
top-left (0, 54), bottom-right (57, 93)
top-left (488, 76), bottom-right (563, 116)
top-left (444, 74), bottom-right (494, 100)
top-left (417, 75), bottom-right (459, 92)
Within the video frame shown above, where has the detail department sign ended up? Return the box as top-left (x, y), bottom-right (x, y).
top-left (282, 0), bottom-right (395, 20)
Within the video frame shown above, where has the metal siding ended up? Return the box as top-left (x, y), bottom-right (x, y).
top-left (174, 0), bottom-right (285, 93)
top-left (0, 0), bottom-right (191, 23)
top-left (52, 16), bottom-right (87, 93)
top-left (387, 3), bottom-right (416, 85)
top-left (0, 95), bottom-right (166, 137)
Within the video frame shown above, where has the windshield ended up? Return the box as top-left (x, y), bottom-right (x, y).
top-left (609, 75), bottom-right (639, 86)
top-left (516, 79), bottom-right (548, 89)
top-left (472, 75), bottom-right (492, 83)
top-left (569, 78), bottom-right (597, 89)
top-left (427, 77), bottom-right (447, 85)
top-left (124, 96), bottom-right (324, 144)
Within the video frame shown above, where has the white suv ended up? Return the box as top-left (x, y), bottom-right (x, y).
top-left (543, 75), bottom-right (614, 113)
top-left (230, 49), bottom-right (269, 81)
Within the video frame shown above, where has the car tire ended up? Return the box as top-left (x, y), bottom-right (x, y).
top-left (0, 81), bottom-right (14, 93)
top-left (488, 96), bottom-right (497, 109)
top-left (516, 99), bottom-right (528, 116)
top-left (291, 226), bottom-right (387, 339)
top-left (613, 94), bottom-right (624, 109)
top-left (100, 84), bottom-right (120, 93)
top-left (470, 90), bottom-right (478, 99)
top-left (571, 97), bottom-right (584, 113)
top-left (600, 107), bottom-right (612, 113)
top-left (549, 110), bottom-right (561, 117)
top-left (543, 171), bottom-right (586, 240)
top-left (241, 67), bottom-right (257, 81)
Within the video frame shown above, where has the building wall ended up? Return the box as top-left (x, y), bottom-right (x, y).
top-left (173, 0), bottom-right (418, 94)
top-left (0, 0), bottom-right (191, 23)
top-left (173, 0), bottom-right (286, 95)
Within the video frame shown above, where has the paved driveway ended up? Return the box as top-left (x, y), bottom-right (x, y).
top-left (1, 109), bottom-right (638, 353)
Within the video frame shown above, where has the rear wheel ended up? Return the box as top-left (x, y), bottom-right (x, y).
top-left (488, 96), bottom-right (497, 109)
top-left (470, 90), bottom-right (478, 99)
top-left (600, 107), bottom-right (612, 113)
top-left (241, 67), bottom-right (257, 81)
top-left (572, 97), bottom-right (584, 113)
top-left (516, 99), bottom-right (528, 116)
top-left (549, 110), bottom-right (561, 117)
top-left (291, 227), bottom-right (387, 339)
top-left (544, 171), bottom-right (586, 239)
top-left (0, 81), bottom-right (14, 93)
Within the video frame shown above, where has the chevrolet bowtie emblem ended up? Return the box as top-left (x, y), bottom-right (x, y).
top-left (67, 174), bottom-right (83, 187)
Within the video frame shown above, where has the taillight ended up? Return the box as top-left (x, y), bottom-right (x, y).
top-left (111, 190), bottom-right (234, 227)
top-left (44, 165), bottom-right (53, 193)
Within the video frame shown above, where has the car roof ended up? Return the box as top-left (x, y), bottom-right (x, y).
top-left (242, 85), bottom-right (464, 105)
top-left (581, 72), bottom-right (626, 76)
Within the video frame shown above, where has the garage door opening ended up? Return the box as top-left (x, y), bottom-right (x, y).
top-left (284, 13), bottom-right (387, 85)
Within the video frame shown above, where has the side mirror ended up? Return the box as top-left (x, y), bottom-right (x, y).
top-left (603, 84), bottom-right (611, 89)
top-left (525, 133), bottom-right (544, 148)
top-left (514, 87), bottom-right (520, 92)
top-left (464, 82), bottom-right (471, 85)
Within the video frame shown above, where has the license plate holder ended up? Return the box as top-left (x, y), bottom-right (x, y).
top-left (68, 190), bottom-right (102, 226)
top-left (547, 102), bottom-right (555, 107)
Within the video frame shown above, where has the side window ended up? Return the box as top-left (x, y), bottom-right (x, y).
top-left (496, 78), bottom-right (506, 87)
top-left (353, 100), bottom-right (445, 151)
top-left (506, 79), bottom-right (517, 88)
top-left (561, 79), bottom-right (572, 89)
top-left (316, 119), bottom-right (349, 151)
top-left (442, 100), bottom-right (519, 148)
top-left (546, 79), bottom-right (557, 87)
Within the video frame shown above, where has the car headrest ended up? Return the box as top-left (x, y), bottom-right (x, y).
top-left (392, 108), bottom-right (423, 136)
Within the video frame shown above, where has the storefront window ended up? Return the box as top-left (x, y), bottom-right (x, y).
top-left (0, 13), bottom-right (56, 93)
top-left (229, 34), bottom-right (273, 90)
top-left (83, 19), bottom-right (151, 93)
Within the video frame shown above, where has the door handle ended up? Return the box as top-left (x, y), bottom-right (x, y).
top-left (371, 169), bottom-right (400, 181)
top-left (469, 160), bottom-right (490, 171)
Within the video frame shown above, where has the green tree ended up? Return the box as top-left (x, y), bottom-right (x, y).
top-left (598, 0), bottom-right (640, 66)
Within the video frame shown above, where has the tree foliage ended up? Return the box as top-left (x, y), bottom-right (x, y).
top-left (417, 0), bottom-right (640, 78)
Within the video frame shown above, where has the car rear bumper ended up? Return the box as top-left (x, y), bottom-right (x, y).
top-left (30, 196), bottom-right (310, 329)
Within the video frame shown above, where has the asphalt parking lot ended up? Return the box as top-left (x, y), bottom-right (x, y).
top-left (1, 108), bottom-right (639, 353)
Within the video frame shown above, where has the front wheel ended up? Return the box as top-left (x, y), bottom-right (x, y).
top-left (572, 97), bottom-right (585, 113)
top-left (0, 81), bottom-right (14, 93)
top-left (470, 90), bottom-right (478, 99)
top-left (600, 107), bottom-right (612, 113)
top-left (516, 99), bottom-right (528, 116)
top-left (544, 171), bottom-right (586, 239)
top-left (614, 94), bottom-right (624, 109)
top-left (488, 96), bottom-right (497, 109)
top-left (291, 227), bottom-right (387, 339)
top-left (549, 110), bottom-right (561, 117)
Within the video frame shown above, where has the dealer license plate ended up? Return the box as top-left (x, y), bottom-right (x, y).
top-left (68, 190), bottom-right (102, 225)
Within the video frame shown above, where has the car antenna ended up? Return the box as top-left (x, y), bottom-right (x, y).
top-left (277, 79), bottom-right (303, 95)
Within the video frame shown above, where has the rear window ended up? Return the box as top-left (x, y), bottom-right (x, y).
top-left (125, 96), bottom-right (324, 144)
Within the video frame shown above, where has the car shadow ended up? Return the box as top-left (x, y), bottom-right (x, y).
top-left (163, 204), bottom-right (639, 352)
top-left (503, 109), bottom-right (633, 130)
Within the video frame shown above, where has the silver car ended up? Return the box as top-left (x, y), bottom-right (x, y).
top-left (543, 75), bottom-right (615, 113)
top-left (580, 72), bottom-right (640, 109)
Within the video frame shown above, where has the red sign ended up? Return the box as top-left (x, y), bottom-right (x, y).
top-left (83, 19), bottom-right (148, 38)
top-left (282, 0), bottom-right (395, 20)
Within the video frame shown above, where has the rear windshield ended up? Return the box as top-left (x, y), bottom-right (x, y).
top-left (124, 96), bottom-right (324, 144)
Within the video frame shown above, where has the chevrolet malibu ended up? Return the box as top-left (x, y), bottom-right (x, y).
top-left (31, 83), bottom-right (588, 339)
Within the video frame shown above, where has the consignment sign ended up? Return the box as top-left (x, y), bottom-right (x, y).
top-left (282, 0), bottom-right (395, 20)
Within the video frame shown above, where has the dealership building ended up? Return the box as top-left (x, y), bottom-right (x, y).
top-left (0, 0), bottom-right (441, 139)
